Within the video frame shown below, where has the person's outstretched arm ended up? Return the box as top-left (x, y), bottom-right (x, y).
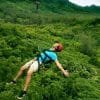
top-left (55, 60), bottom-right (69, 77)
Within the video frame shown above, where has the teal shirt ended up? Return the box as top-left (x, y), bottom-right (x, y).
top-left (38, 50), bottom-right (57, 63)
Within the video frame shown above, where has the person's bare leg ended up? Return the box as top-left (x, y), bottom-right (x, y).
top-left (14, 59), bottom-right (35, 82)
top-left (23, 69), bottom-right (34, 91)
top-left (13, 66), bottom-right (26, 81)
top-left (16, 61), bottom-right (38, 99)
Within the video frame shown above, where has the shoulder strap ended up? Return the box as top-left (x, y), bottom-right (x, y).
top-left (43, 51), bottom-right (53, 62)
top-left (37, 49), bottom-right (54, 64)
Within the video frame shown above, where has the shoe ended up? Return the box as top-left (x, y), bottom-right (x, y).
top-left (6, 80), bottom-right (16, 85)
top-left (17, 90), bottom-right (27, 99)
top-left (11, 80), bottom-right (16, 84)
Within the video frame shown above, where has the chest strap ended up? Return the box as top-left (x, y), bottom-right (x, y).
top-left (37, 50), bottom-right (54, 66)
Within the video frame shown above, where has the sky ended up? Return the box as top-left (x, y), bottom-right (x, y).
top-left (69, 0), bottom-right (100, 7)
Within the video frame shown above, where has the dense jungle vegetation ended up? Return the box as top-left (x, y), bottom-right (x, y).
top-left (0, 0), bottom-right (100, 100)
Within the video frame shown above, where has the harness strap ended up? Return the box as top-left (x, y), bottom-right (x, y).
top-left (37, 50), bottom-right (54, 66)
top-left (43, 51), bottom-right (53, 62)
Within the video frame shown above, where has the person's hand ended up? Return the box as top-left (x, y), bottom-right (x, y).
top-left (63, 70), bottom-right (69, 77)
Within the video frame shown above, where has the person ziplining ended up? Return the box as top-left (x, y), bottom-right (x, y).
top-left (8, 41), bottom-right (69, 99)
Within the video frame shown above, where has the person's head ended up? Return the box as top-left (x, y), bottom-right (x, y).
top-left (52, 41), bottom-right (63, 52)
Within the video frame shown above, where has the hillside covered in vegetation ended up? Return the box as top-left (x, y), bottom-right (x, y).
top-left (0, 0), bottom-right (100, 25)
top-left (0, 0), bottom-right (100, 100)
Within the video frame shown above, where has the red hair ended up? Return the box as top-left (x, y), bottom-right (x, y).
top-left (55, 43), bottom-right (63, 52)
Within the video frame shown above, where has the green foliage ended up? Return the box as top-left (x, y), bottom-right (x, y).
top-left (0, 21), bottom-right (100, 100)
top-left (0, 1), bottom-right (100, 100)
top-left (79, 34), bottom-right (95, 56)
top-left (0, 0), bottom-right (100, 25)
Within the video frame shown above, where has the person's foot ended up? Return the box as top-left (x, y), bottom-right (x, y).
top-left (17, 90), bottom-right (27, 99)
top-left (6, 80), bottom-right (16, 85)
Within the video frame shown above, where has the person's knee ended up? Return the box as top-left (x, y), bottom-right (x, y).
top-left (20, 66), bottom-right (26, 71)
top-left (27, 70), bottom-right (33, 76)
